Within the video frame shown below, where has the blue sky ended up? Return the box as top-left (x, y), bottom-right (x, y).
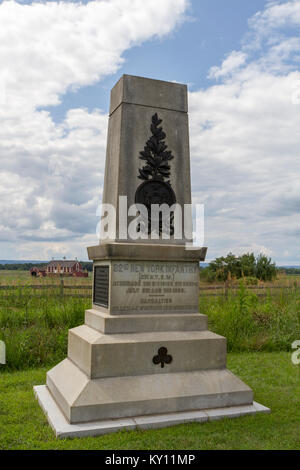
top-left (49, 0), bottom-right (270, 122)
top-left (0, 0), bottom-right (299, 265)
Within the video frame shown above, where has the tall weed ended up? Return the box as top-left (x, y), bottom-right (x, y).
top-left (200, 282), bottom-right (300, 352)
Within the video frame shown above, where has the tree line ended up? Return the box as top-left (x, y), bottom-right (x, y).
top-left (280, 267), bottom-right (300, 275)
top-left (200, 253), bottom-right (277, 282)
top-left (0, 262), bottom-right (93, 272)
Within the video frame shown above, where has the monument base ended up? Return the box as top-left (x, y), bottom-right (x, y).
top-left (45, 357), bottom-right (253, 423)
top-left (33, 244), bottom-right (270, 437)
top-left (34, 385), bottom-right (270, 439)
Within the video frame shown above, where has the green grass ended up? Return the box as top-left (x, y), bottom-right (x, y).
top-left (0, 352), bottom-right (299, 450)
top-left (0, 270), bottom-right (43, 282)
top-left (200, 282), bottom-right (300, 352)
top-left (0, 270), bottom-right (92, 282)
top-left (0, 272), bottom-right (299, 449)
top-left (0, 294), bottom-right (89, 370)
top-left (1, 280), bottom-right (299, 370)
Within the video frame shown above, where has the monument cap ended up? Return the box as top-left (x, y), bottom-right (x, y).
top-left (109, 74), bottom-right (188, 115)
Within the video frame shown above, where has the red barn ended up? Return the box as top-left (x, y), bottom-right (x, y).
top-left (45, 260), bottom-right (88, 277)
top-left (30, 266), bottom-right (46, 277)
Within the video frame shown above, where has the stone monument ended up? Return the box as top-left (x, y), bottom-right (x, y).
top-left (34, 75), bottom-right (269, 438)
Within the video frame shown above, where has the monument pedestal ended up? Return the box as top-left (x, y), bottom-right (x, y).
top-left (34, 384), bottom-right (269, 439)
top-left (34, 243), bottom-right (270, 438)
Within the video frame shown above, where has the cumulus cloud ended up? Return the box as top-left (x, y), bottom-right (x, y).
top-left (0, 0), bottom-right (188, 260)
top-left (189, 0), bottom-right (300, 264)
top-left (0, 0), bottom-right (188, 110)
top-left (208, 51), bottom-right (248, 79)
top-left (1, 0), bottom-right (300, 265)
top-left (248, 0), bottom-right (300, 36)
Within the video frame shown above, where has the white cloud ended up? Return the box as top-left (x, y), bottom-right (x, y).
top-left (189, 0), bottom-right (300, 265)
top-left (0, 0), bottom-right (188, 111)
top-left (0, 0), bottom-right (188, 260)
top-left (248, 0), bottom-right (300, 35)
top-left (208, 51), bottom-right (248, 79)
top-left (1, 0), bottom-right (300, 265)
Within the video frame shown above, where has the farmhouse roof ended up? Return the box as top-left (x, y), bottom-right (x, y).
top-left (47, 260), bottom-right (79, 268)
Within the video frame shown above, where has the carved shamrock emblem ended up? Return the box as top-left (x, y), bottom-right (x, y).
top-left (152, 347), bottom-right (173, 368)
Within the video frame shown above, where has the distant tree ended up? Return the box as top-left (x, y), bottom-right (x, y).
top-left (281, 267), bottom-right (300, 275)
top-left (255, 254), bottom-right (277, 281)
top-left (201, 252), bottom-right (277, 282)
top-left (240, 253), bottom-right (256, 277)
top-left (0, 263), bottom-right (46, 271)
top-left (207, 252), bottom-right (243, 281)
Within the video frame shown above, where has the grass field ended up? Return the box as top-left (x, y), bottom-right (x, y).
top-left (0, 271), bottom-right (299, 370)
top-left (1, 352), bottom-right (299, 450)
top-left (199, 283), bottom-right (300, 352)
top-left (1, 269), bottom-right (298, 286)
top-left (0, 270), bottom-right (299, 450)
top-left (0, 269), bottom-right (92, 283)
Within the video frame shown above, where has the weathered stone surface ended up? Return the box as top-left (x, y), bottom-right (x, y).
top-left (34, 385), bottom-right (269, 438)
top-left (84, 309), bottom-right (208, 334)
top-left (112, 260), bottom-right (198, 314)
top-left (91, 259), bottom-right (201, 315)
top-left (67, 325), bottom-right (227, 379)
top-left (102, 75), bottom-right (193, 245)
top-left (88, 243), bottom-right (207, 262)
top-left (109, 74), bottom-right (188, 116)
top-left (46, 358), bottom-right (253, 424)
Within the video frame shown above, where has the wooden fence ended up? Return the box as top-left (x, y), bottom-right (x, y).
top-left (0, 280), bottom-right (91, 298)
top-left (0, 280), bottom-right (298, 299)
top-left (199, 283), bottom-right (299, 298)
